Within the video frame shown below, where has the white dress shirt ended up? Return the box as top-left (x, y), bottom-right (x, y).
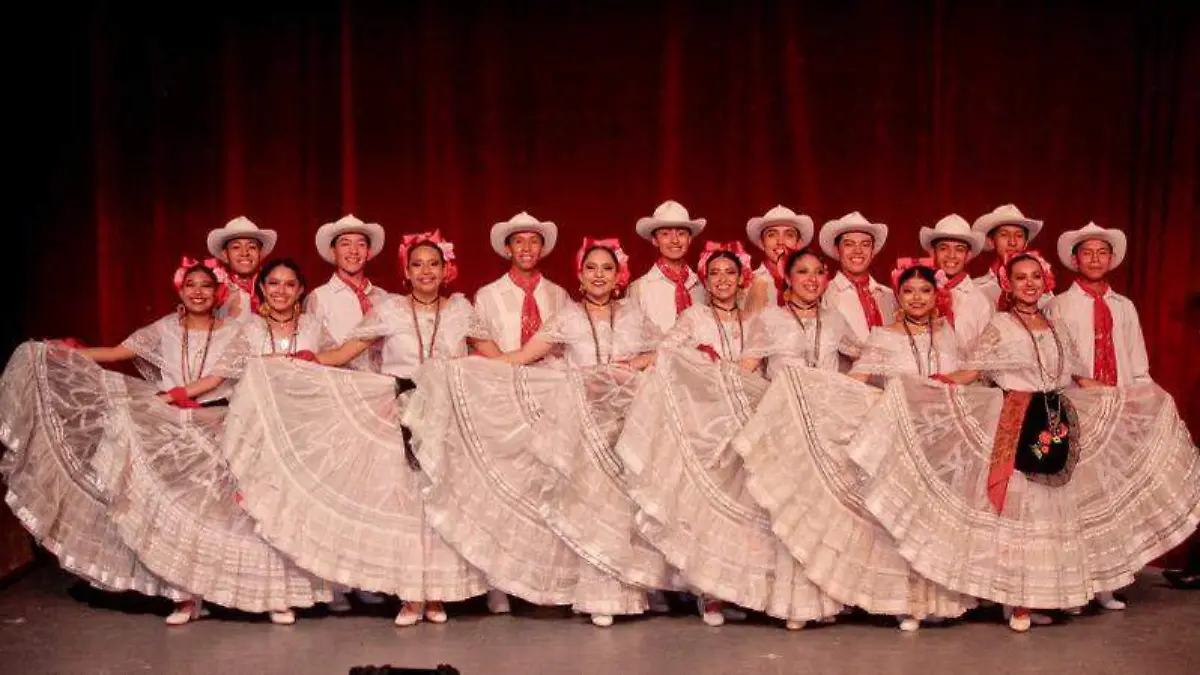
top-left (474, 273), bottom-right (571, 352)
top-left (945, 278), bottom-right (994, 347)
top-left (627, 264), bottom-right (707, 333)
top-left (822, 271), bottom-right (898, 343)
top-left (304, 273), bottom-right (389, 371)
top-left (1047, 282), bottom-right (1151, 385)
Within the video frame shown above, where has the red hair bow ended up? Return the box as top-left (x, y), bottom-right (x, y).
top-left (889, 256), bottom-right (935, 292)
top-left (398, 229), bottom-right (458, 285)
top-left (697, 241), bottom-right (754, 289)
top-left (575, 237), bottom-right (632, 291)
top-left (173, 255), bottom-right (230, 306)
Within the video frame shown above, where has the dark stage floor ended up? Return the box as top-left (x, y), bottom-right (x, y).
top-left (1, 566), bottom-right (1197, 675)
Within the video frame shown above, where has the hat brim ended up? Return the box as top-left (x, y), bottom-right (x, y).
top-left (489, 221), bottom-right (559, 259)
top-left (315, 222), bottom-right (387, 264)
top-left (207, 229), bottom-right (278, 259)
top-left (635, 217), bottom-right (706, 241)
top-left (919, 228), bottom-right (984, 260)
top-left (1056, 229), bottom-right (1127, 272)
top-left (972, 214), bottom-right (1044, 250)
top-left (818, 221), bottom-right (888, 259)
top-left (746, 216), bottom-right (815, 251)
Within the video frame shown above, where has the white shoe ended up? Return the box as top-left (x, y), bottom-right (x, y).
top-left (269, 610), bottom-right (296, 625)
top-left (487, 589), bottom-right (511, 614)
top-left (394, 602), bottom-right (423, 627)
top-left (697, 597), bottom-right (725, 627)
top-left (785, 620), bottom-right (805, 631)
top-left (1030, 612), bottom-right (1054, 626)
top-left (355, 590), bottom-right (386, 605)
top-left (1096, 592), bottom-right (1126, 611)
top-left (647, 590), bottom-right (670, 613)
top-left (899, 616), bottom-right (920, 632)
top-left (1009, 613), bottom-right (1032, 632)
top-left (1065, 606), bottom-right (1084, 616)
top-left (818, 615), bottom-right (837, 625)
top-left (326, 590), bottom-right (352, 613)
top-left (165, 600), bottom-right (208, 626)
top-left (424, 602), bottom-right (448, 624)
top-left (591, 614), bottom-right (614, 627)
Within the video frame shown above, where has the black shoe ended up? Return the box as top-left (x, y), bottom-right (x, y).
top-left (1162, 569), bottom-right (1200, 589)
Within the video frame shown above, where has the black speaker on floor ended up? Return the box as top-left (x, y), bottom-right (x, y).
top-left (348, 666), bottom-right (459, 675)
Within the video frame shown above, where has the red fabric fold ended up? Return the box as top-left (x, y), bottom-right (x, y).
top-left (656, 259), bottom-right (694, 315)
top-left (987, 391), bottom-right (1032, 513)
top-left (1079, 281), bottom-right (1118, 386)
top-left (847, 273), bottom-right (884, 328)
top-left (229, 274), bottom-right (261, 315)
top-left (508, 269), bottom-right (544, 346)
top-left (336, 271), bottom-right (375, 316)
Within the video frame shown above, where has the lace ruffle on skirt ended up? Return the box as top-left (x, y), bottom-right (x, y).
top-left (0, 342), bottom-right (186, 599)
top-left (402, 357), bottom-right (581, 605)
top-left (848, 379), bottom-right (1200, 609)
top-left (617, 349), bottom-right (843, 621)
top-left (733, 367), bottom-right (972, 618)
top-left (222, 357), bottom-right (486, 601)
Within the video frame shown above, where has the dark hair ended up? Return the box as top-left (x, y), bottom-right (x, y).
top-left (505, 231), bottom-right (545, 247)
top-left (896, 265), bottom-right (938, 289)
top-left (181, 264), bottom-right (220, 286)
top-left (833, 231), bottom-right (874, 248)
top-left (223, 236), bottom-right (263, 251)
top-left (783, 249), bottom-right (826, 280)
top-left (1005, 253), bottom-right (1041, 277)
top-left (405, 240), bottom-right (446, 265)
top-left (332, 231), bottom-right (371, 248)
top-left (582, 245), bottom-right (619, 267)
top-left (705, 250), bottom-right (743, 276)
top-left (255, 258), bottom-right (308, 305)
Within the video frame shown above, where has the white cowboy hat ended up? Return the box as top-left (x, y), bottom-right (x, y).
top-left (314, 214), bottom-right (386, 265)
top-left (818, 211), bottom-right (888, 259)
top-left (971, 204), bottom-right (1044, 250)
top-left (1056, 222), bottom-right (1127, 271)
top-left (919, 214), bottom-right (985, 260)
top-left (206, 216), bottom-right (278, 258)
top-left (635, 200), bottom-right (707, 240)
top-left (489, 211), bottom-right (559, 258)
top-left (745, 205), bottom-right (815, 251)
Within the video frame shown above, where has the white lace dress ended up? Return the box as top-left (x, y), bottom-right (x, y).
top-left (403, 300), bottom-right (664, 615)
top-left (847, 313), bottom-right (1200, 608)
top-left (222, 294), bottom-right (489, 601)
top-left (741, 306), bottom-right (861, 379)
top-left (615, 305), bottom-right (845, 622)
top-left (732, 321), bottom-right (975, 620)
top-left (1, 316), bottom-right (334, 612)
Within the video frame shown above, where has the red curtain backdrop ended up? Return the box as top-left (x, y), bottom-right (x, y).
top-left (6, 1), bottom-right (1199, 561)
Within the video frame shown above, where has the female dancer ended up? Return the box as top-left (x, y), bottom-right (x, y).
top-left (734, 258), bottom-right (975, 632)
top-left (224, 232), bottom-right (495, 627)
top-left (616, 244), bottom-right (845, 629)
top-left (0, 258), bottom-right (330, 626)
top-left (846, 252), bottom-right (1200, 631)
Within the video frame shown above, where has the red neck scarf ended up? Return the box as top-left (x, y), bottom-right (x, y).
top-left (229, 274), bottom-right (260, 315)
top-left (508, 269), bottom-right (544, 346)
top-left (938, 272), bottom-right (968, 327)
top-left (989, 258), bottom-right (1012, 311)
top-left (846, 272), bottom-right (884, 329)
top-left (337, 271), bottom-right (374, 316)
top-left (765, 259), bottom-right (787, 306)
top-left (1079, 280), bottom-right (1118, 385)
top-left (656, 258), bottom-right (693, 315)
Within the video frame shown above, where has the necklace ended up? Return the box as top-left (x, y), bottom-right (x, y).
top-left (709, 303), bottom-right (743, 360)
top-left (180, 315), bottom-right (215, 382)
top-left (410, 292), bottom-right (439, 307)
top-left (901, 314), bottom-right (938, 376)
top-left (409, 295), bottom-right (443, 363)
top-left (266, 308), bottom-right (297, 324)
top-left (1012, 309), bottom-right (1069, 446)
top-left (787, 300), bottom-right (822, 368)
top-left (585, 300), bottom-right (616, 364)
top-left (264, 314), bottom-right (299, 355)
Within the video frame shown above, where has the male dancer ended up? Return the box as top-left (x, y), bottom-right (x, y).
top-left (743, 205), bottom-right (814, 312)
top-left (206, 216), bottom-right (277, 322)
top-left (627, 200), bottom-right (708, 332)
top-left (918, 214), bottom-right (992, 345)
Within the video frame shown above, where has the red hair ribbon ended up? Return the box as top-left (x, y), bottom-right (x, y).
top-left (575, 237), bottom-right (632, 291)
top-left (173, 256), bottom-right (230, 307)
top-left (697, 241), bottom-right (754, 290)
top-left (398, 230), bottom-right (459, 285)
